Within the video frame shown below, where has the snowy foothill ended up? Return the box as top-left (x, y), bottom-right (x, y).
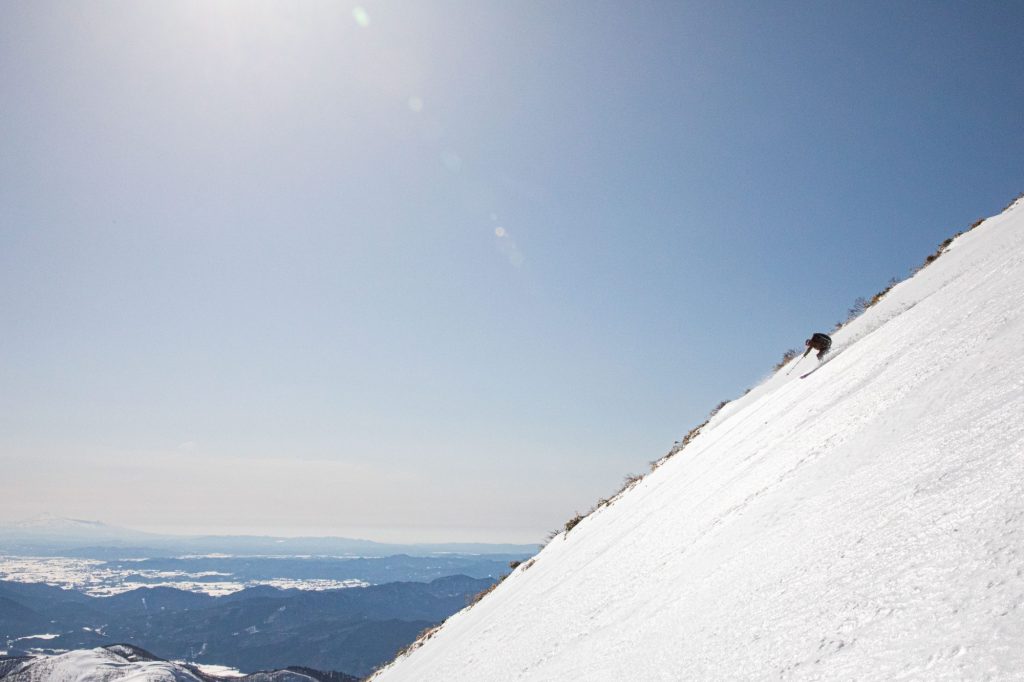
top-left (0, 647), bottom-right (356, 681)
top-left (371, 197), bottom-right (1024, 681)
top-left (1, 648), bottom-right (204, 682)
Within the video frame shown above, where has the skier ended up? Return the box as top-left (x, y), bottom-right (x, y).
top-left (803, 332), bottom-right (832, 361)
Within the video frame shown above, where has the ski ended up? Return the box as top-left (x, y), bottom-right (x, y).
top-left (800, 350), bottom-right (841, 378)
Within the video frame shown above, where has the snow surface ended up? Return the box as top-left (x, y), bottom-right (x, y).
top-left (372, 198), bottom-right (1024, 681)
top-left (186, 663), bottom-right (245, 678)
top-left (12, 634), bottom-right (60, 641)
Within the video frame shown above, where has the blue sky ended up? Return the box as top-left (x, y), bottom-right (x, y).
top-left (1, 1), bottom-right (1022, 543)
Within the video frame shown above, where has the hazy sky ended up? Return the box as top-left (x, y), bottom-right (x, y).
top-left (2, 1), bottom-right (1022, 543)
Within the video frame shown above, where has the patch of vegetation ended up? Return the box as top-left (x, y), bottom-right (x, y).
top-left (774, 349), bottom-right (799, 372)
top-left (825, 212), bottom-right (999, 336)
top-left (911, 216), bottom-right (986, 276)
top-left (617, 472), bottom-right (644, 493)
top-left (847, 296), bottom-right (869, 321)
top-left (869, 277), bottom-right (900, 307)
top-left (390, 623), bottom-right (442, 661)
top-left (707, 400), bottom-right (729, 419)
top-left (1002, 191), bottom-right (1024, 212)
top-left (467, 581), bottom-right (501, 607)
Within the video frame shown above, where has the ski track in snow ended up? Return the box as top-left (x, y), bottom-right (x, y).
top-left (372, 200), bottom-right (1024, 681)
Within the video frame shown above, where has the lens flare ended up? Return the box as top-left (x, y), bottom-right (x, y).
top-left (352, 7), bottom-right (370, 27)
top-left (441, 151), bottom-right (462, 172)
top-left (408, 96), bottom-right (424, 112)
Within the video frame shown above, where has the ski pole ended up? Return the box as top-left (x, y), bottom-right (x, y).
top-left (785, 354), bottom-right (805, 376)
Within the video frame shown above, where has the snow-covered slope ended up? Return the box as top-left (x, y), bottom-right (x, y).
top-left (372, 198), bottom-right (1024, 681)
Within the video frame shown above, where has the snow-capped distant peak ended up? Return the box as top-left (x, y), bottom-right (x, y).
top-left (14, 513), bottom-right (109, 530)
top-left (0, 514), bottom-right (158, 545)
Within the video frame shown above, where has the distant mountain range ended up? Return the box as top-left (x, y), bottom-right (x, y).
top-left (0, 515), bottom-right (533, 675)
top-left (0, 515), bottom-right (537, 558)
top-left (0, 576), bottom-right (496, 677)
top-left (0, 644), bottom-right (359, 682)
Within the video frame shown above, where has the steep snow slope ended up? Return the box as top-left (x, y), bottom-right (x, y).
top-left (373, 198), bottom-right (1024, 681)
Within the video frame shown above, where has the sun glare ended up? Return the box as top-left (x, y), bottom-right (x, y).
top-left (352, 6), bottom-right (371, 28)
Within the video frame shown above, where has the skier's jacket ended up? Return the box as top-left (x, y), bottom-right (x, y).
top-left (809, 333), bottom-right (832, 351)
